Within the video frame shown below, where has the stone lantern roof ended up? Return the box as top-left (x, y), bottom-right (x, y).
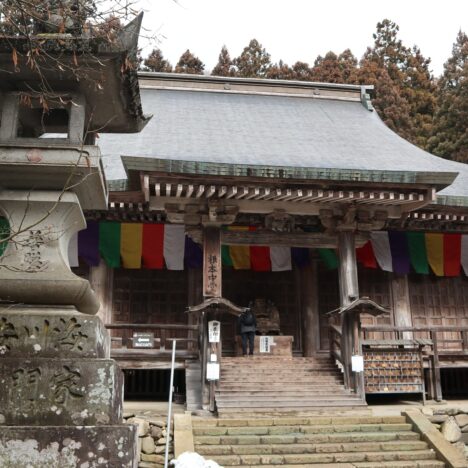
top-left (0, 13), bottom-right (151, 134)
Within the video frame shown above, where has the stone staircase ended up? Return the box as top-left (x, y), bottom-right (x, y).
top-left (215, 356), bottom-right (365, 416)
top-left (192, 415), bottom-right (445, 467)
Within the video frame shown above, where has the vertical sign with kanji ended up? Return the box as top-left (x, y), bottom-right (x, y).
top-left (203, 226), bottom-right (222, 298)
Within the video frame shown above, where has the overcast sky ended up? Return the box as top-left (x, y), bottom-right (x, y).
top-left (135, 0), bottom-right (467, 77)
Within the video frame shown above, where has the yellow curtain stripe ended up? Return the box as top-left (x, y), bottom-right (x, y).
top-left (121, 223), bottom-right (143, 269)
top-left (425, 233), bottom-right (444, 276)
top-left (228, 226), bottom-right (251, 270)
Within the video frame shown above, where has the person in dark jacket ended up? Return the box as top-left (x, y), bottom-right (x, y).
top-left (238, 309), bottom-right (256, 356)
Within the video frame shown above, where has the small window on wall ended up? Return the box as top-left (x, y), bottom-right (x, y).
top-left (0, 217), bottom-right (10, 258)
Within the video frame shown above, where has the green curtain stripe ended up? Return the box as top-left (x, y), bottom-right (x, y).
top-left (318, 248), bottom-right (339, 270)
top-left (99, 221), bottom-right (121, 268)
top-left (0, 218), bottom-right (10, 257)
top-left (407, 232), bottom-right (429, 274)
top-left (221, 245), bottom-right (233, 266)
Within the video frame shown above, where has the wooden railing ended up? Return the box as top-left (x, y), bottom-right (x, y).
top-left (105, 323), bottom-right (199, 356)
top-left (362, 325), bottom-right (468, 401)
top-left (329, 324), bottom-right (344, 367)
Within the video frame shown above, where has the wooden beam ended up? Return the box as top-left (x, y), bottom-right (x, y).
top-left (221, 230), bottom-right (342, 248)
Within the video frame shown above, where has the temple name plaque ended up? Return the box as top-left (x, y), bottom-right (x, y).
top-left (132, 333), bottom-right (154, 348)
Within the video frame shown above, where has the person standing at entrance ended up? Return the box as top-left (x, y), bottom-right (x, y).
top-left (238, 309), bottom-right (256, 356)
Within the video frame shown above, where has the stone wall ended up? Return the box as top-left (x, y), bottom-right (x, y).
top-left (125, 414), bottom-right (174, 468)
top-left (423, 407), bottom-right (468, 460)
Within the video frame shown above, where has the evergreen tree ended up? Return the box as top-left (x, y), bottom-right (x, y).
top-left (363, 19), bottom-right (437, 147)
top-left (265, 60), bottom-right (293, 80)
top-left (358, 57), bottom-right (413, 140)
top-left (211, 46), bottom-right (235, 77)
top-left (233, 39), bottom-right (271, 78)
top-left (311, 50), bottom-right (358, 84)
top-left (291, 61), bottom-right (312, 81)
top-left (428, 31), bottom-right (468, 162)
top-left (338, 49), bottom-right (359, 83)
top-left (311, 52), bottom-right (343, 83)
top-left (174, 49), bottom-right (205, 75)
top-left (143, 48), bottom-right (172, 72)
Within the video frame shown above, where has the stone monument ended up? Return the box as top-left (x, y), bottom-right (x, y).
top-left (0, 13), bottom-right (149, 467)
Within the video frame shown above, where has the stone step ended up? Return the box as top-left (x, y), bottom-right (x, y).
top-left (217, 407), bottom-right (369, 416)
top-left (193, 423), bottom-right (413, 436)
top-left (219, 377), bottom-right (343, 383)
top-left (216, 395), bottom-right (359, 402)
top-left (193, 431), bottom-right (419, 445)
top-left (196, 441), bottom-right (428, 456)
top-left (230, 461), bottom-right (444, 468)
top-left (217, 383), bottom-right (347, 390)
top-left (203, 447), bottom-right (436, 466)
top-left (217, 399), bottom-right (362, 408)
top-left (192, 416), bottom-right (407, 427)
top-left (216, 386), bottom-right (351, 398)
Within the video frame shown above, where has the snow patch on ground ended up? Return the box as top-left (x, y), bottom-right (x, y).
top-left (171, 451), bottom-right (221, 468)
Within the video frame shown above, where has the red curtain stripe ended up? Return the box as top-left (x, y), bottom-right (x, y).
top-left (142, 223), bottom-right (165, 269)
top-left (444, 233), bottom-right (462, 277)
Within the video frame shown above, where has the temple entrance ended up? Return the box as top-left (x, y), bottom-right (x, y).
top-left (220, 267), bottom-right (302, 355)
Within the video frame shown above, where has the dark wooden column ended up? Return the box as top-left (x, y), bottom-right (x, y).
top-left (391, 274), bottom-right (413, 339)
top-left (337, 231), bottom-right (363, 396)
top-left (302, 258), bottom-right (320, 356)
top-left (201, 225), bottom-right (222, 409)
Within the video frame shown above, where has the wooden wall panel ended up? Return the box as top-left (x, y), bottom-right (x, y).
top-left (409, 275), bottom-right (468, 349)
top-left (112, 269), bottom-right (189, 345)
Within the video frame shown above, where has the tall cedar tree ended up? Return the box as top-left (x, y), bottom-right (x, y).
top-left (358, 58), bottom-right (412, 140)
top-left (265, 60), bottom-right (294, 80)
top-left (143, 48), bottom-right (172, 72)
top-left (234, 39), bottom-right (271, 78)
top-left (428, 31), bottom-right (468, 162)
top-left (291, 61), bottom-right (312, 81)
top-left (175, 49), bottom-right (205, 74)
top-left (211, 46), bottom-right (235, 77)
top-left (311, 50), bottom-right (358, 83)
top-left (363, 19), bottom-right (436, 148)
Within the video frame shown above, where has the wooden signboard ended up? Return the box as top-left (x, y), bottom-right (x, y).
top-left (132, 332), bottom-right (154, 348)
top-left (203, 227), bottom-right (222, 298)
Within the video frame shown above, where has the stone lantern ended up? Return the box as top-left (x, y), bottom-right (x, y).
top-left (0, 14), bottom-right (149, 466)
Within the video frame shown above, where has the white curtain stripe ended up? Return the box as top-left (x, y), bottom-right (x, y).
top-left (370, 231), bottom-right (393, 272)
top-left (270, 245), bottom-right (292, 271)
top-left (163, 224), bottom-right (186, 270)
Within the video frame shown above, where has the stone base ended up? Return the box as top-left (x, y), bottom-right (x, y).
top-left (235, 335), bottom-right (293, 357)
top-left (0, 425), bottom-right (137, 468)
top-left (0, 307), bottom-right (110, 358)
top-left (0, 358), bottom-right (123, 425)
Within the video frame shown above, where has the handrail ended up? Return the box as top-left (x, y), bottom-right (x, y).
top-left (328, 324), bottom-right (344, 367)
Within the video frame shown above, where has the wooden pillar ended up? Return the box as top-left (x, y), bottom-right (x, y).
top-left (302, 259), bottom-right (320, 356)
top-left (337, 231), bottom-right (360, 392)
top-left (391, 274), bottom-right (413, 339)
top-left (188, 268), bottom-right (203, 352)
top-left (201, 226), bottom-right (222, 409)
top-left (89, 262), bottom-right (113, 324)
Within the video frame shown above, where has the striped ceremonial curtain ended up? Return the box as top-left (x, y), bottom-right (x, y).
top-left (72, 221), bottom-right (468, 277)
